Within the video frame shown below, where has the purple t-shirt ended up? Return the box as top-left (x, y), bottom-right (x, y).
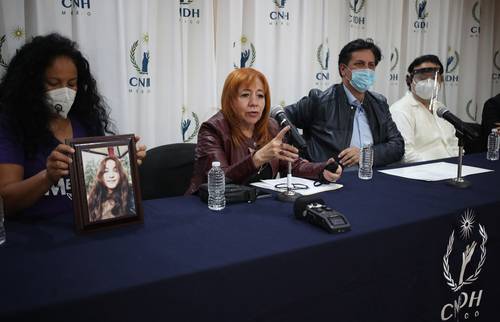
top-left (0, 117), bottom-right (88, 216)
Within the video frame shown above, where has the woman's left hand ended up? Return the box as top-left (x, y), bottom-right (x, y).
top-left (322, 158), bottom-right (342, 182)
top-left (252, 126), bottom-right (299, 168)
top-left (134, 135), bottom-right (147, 165)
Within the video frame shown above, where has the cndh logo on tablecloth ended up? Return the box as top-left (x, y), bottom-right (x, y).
top-left (233, 36), bottom-right (256, 69)
top-left (61, 0), bottom-right (92, 16)
top-left (440, 209), bottom-right (487, 321)
top-left (128, 33), bottom-right (151, 94)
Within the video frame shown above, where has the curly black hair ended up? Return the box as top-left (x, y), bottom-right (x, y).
top-left (0, 33), bottom-right (114, 157)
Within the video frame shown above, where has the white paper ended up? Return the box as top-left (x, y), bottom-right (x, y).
top-left (250, 177), bottom-right (343, 195)
top-left (378, 162), bottom-right (493, 181)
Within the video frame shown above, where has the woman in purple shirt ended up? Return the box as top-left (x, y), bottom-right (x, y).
top-left (0, 33), bottom-right (145, 217)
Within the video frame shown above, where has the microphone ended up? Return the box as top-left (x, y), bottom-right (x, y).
top-left (270, 105), bottom-right (307, 150)
top-left (436, 106), bottom-right (479, 140)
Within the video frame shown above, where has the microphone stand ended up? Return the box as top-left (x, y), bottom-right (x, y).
top-left (446, 132), bottom-right (471, 188)
top-left (277, 161), bottom-right (302, 202)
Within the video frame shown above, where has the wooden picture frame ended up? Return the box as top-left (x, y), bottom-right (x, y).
top-left (67, 134), bottom-right (143, 233)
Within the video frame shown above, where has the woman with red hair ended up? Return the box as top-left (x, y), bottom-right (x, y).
top-left (186, 68), bottom-right (341, 194)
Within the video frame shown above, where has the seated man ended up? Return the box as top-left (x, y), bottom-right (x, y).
top-left (284, 39), bottom-right (404, 168)
top-left (390, 55), bottom-right (458, 163)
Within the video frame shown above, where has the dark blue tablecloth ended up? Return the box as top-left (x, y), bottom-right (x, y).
top-left (1, 154), bottom-right (499, 322)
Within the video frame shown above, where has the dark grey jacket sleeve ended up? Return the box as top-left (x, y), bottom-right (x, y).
top-left (370, 93), bottom-right (404, 166)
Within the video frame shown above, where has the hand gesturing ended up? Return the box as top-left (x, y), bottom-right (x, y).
top-left (252, 126), bottom-right (299, 167)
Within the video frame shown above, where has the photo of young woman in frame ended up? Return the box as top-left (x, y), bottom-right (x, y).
top-left (82, 145), bottom-right (136, 223)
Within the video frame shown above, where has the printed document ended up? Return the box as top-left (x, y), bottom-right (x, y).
top-left (378, 162), bottom-right (493, 181)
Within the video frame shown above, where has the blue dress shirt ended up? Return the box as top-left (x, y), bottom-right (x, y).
top-left (343, 84), bottom-right (374, 149)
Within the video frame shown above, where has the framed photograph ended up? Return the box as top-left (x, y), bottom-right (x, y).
top-left (67, 134), bottom-right (143, 232)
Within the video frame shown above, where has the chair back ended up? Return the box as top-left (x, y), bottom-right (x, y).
top-left (139, 143), bottom-right (196, 199)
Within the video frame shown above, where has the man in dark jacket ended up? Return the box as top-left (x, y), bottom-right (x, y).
top-left (284, 39), bottom-right (404, 168)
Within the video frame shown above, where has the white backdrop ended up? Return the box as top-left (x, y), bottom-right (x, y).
top-left (0, 0), bottom-right (499, 149)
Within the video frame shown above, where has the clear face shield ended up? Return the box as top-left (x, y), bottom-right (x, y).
top-left (411, 67), bottom-right (442, 112)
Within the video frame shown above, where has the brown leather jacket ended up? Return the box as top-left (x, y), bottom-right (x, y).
top-left (185, 111), bottom-right (327, 194)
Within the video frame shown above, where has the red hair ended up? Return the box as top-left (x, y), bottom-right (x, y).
top-left (221, 68), bottom-right (272, 147)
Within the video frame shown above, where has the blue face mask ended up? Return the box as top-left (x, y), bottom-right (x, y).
top-left (348, 68), bottom-right (375, 93)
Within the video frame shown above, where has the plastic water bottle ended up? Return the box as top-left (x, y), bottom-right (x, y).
top-left (208, 161), bottom-right (225, 211)
top-left (0, 196), bottom-right (6, 245)
top-left (358, 144), bottom-right (374, 180)
top-left (487, 129), bottom-right (499, 161)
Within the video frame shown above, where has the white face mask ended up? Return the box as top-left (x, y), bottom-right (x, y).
top-left (46, 87), bottom-right (76, 118)
top-left (413, 78), bottom-right (439, 101)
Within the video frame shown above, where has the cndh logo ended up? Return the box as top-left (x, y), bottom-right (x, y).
top-left (0, 28), bottom-right (24, 69)
top-left (492, 50), bottom-right (500, 81)
top-left (349, 0), bottom-right (366, 25)
top-left (316, 43), bottom-right (330, 74)
top-left (269, 0), bottom-right (290, 24)
top-left (494, 51), bottom-right (500, 71)
top-left (179, 0), bottom-right (200, 22)
top-left (389, 47), bottom-right (399, 82)
top-left (233, 36), bottom-right (256, 69)
top-left (128, 33), bottom-right (151, 93)
top-left (413, 0), bottom-right (429, 30)
top-left (180, 106), bottom-right (200, 142)
top-left (274, 0), bottom-right (286, 9)
top-left (445, 48), bottom-right (459, 83)
top-left (61, 0), bottom-right (92, 16)
top-left (415, 0), bottom-right (428, 19)
top-left (470, 1), bottom-right (480, 35)
top-left (472, 1), bottom-right (480, 24)
top-left (349, 0), bottom-right (365, 14)
top-left (315, 41), bottom-right (331, 89)
top-left (441, 209), bottom-right (487, 321)
top-left (0, 35), bottom-right (7, 69)
top-left (446, 50), bottom-right (459, 73)
top-left (466, 99), bottom-right (478, 122)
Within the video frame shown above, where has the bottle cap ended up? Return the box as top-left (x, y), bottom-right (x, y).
top-left (492, 129), bottom-right (498, 134)
top-left (212, 161), bottom-right (221, 167)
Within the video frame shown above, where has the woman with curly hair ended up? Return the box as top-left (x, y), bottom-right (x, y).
top-left (0, 33), bottom-right (145, 217)
top-left (87, 156), bottom-right (135, 222)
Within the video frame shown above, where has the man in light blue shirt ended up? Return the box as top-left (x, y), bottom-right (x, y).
top-left (344, 84), bottom-right (374, 149)
top-left (284, 39), bottom-right (404, 168)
